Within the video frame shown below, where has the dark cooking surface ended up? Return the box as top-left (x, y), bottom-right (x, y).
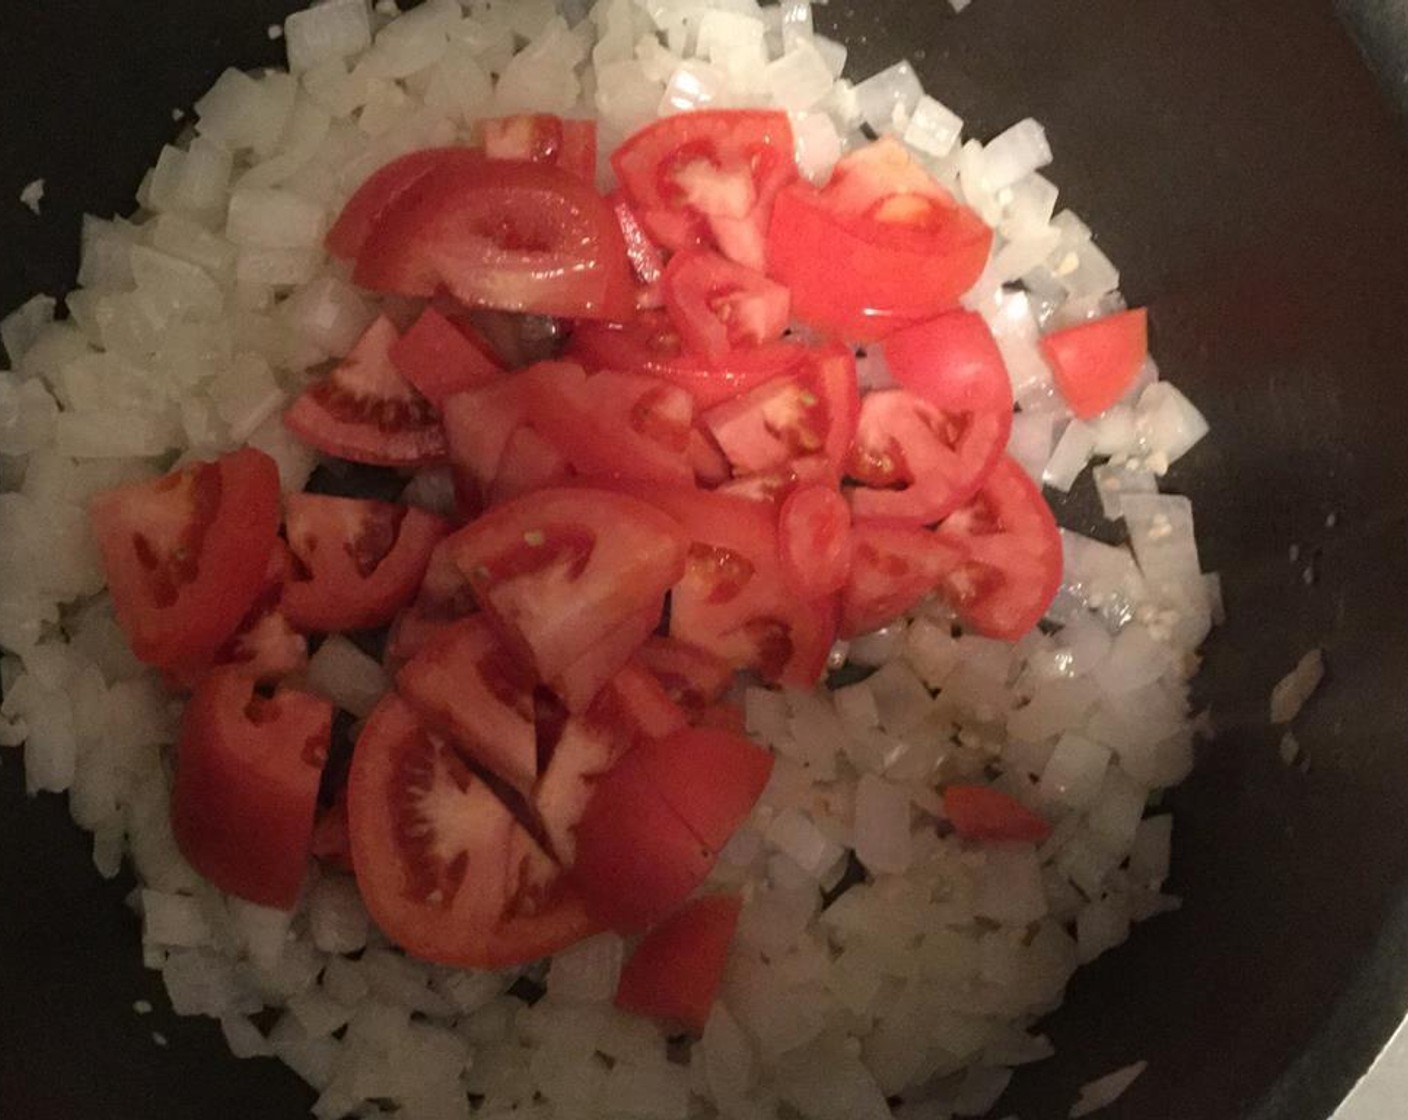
top-left (4, 1), bottom-right (1408, 1118)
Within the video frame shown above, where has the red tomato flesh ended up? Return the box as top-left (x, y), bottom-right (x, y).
top-left (171, 669), bottom-right (332, 910)
top-left (943, 784), bottom-right (1052, 843)
top-left (389, 306), bottom-right (504, 407)
top-left (482, 114), bottom-right (598, 184)
top-left (632, 636), bottom-right (734, 717)
top-left (883, 310), bottom-right (1015, 414)
top-left (778, 483), bottom-right (853, 600)
top-left (840, 523), bottom-right (967, 638)
top-left (284, 316), bottom-right (447, 467)
top-left (662, 249), bottom-right (791, 363)
top-left (1040, 307), bottom-right (1149, 419)
top-left (90, 448), bottom-right (281, 670)
top-left (614, 893), bottom-right (743, 1034)
top-left (325, 147), bottom-right (484, 261)
top-left (283, 495), bottom-right (450, 633)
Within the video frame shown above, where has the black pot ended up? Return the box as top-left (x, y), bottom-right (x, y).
top-left (3, 2), bottom-right (1408, 1117)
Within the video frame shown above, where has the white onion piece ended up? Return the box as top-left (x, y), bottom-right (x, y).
top-left (1093, 461), bottom-right (1157, 520)
top-left (1070, 1061), bottom-right (1148, 1118)
top-left (1042, 419), bottom-right (1096, 492)
top-left (902, 94), bottom-right (963, 158)
top-left (547, 933), bottom-right (625, 1004)
top-left (853, 60), bottom-right (923, 133)
top-left (982, 118), bottom-right (1052, 192)
top-left (1008, 410), bottom-right (1056, 483)
top-left (763, 41), bottom-right (833, 111)
top-left (854, 774), bottom-right (912, 874)
top-left (1135, 381), bottom-right (1209, 469)
top-left (284, 0), bottom-right (373, 73)
top-left (1269, 648), bottom-right (1324, 724)
top-left (305, 635), bottom-right (389, 718)
top-left (1038, 733), bottom-right (1111, 810)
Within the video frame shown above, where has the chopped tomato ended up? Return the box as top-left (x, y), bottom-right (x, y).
top-left (779, 483), bottom-right (853, 600)
top-left (767, 138), bottom-right (992, 341)
top-left (933, 455), bottom-right (1063, 640)
top-left (716, 454), bottom-right (837, 505)
top-left (439, 487), bottom-right (688, 681)
top-left (942, 784), bottom-right (1052, 843)
top-left (661, 249), bottom-right (790, 363)
top-left (482, 114), bottom-right (598, 183)
top-left (282, 495), bottom-right (450, 633)
top-left (1040, 308), bottom-right (1149, 418)
top-left (883, 310), bottom-right (1015, 414)
top-left (389, 306), bottom-right (504, 407)
top-left (632, 636), bottom-right (734, 717)
top-left (569, 310), bottom-right (806, 410)
top-left (326, 147), bottom-right (484, 261)
top-left (490, 425), bottom-right (574, 505)
top-left (384, 540), bottom-right (480, 664)
top-left (395, 615), bottom-right (538, 794)
top-left (609, 190), bottom-right (666, 289)
top-left (311, 793), bottom-right (353, 873)
top-left (611, 109), bottom-right (798, 271)
top-left (284, 316), bottom-right (447, 467)
top-left (846, 389), bottom-right (1010, 525)
top-left (570, 727), bottom-right (771, 931)
top-left (171, 668), bottom-right (332, 910)
top-left (348, 694), bottom-right (598, 968)
top-left (696, 703), bottom-right (747, 736)
top-left (533, 715), bottom-right (633, 864)
top-left (586, 661), bottom-right (690, 745)
top-left (615, 893), bottom-right (742, 1034)
top-left (551, 604), bottom-right (662, 713)
top-left (90, 448), bottom-right (281, 670)
top-left (353, 159), bottom-right (636, 321)
top-left (840, 523), bottom-right (966, 638)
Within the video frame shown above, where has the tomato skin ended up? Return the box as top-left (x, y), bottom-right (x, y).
top-left (171, 669), bottom-right (332, 910)
top-left (1040, 307), bottom-right (1149, 419)
top-left (614, 893), bottom-right (743, 1034)
top-left (353, 159), bottom-right (636, 321)
top-left (395, 615), bottom-right (538, 795)
top-left (441, 487), bottom-right (689, 681)
top-left (934, 455), bottom-right (1063, 640)
top-left (326, 147), bottom-right (484, 261)
top-left (389, 306), bottom-right (504, 407)
top-left (611, 109), bottom-right (798, 270)
top-left (883, 310), bottom-right (1015, 414)
top-left (943, 785), bottom-right (1052, 843)
top-left (661, 249), bottom-right (791, 363)
top-left (282, 496), bottom-right (451, 633)
top-left (284, 316), bottom-right (447, 467)
top-left (632, 727), bottom-right (773, 851)
top-left (840, 523), bottom-right (967, 638)
top-left (348, 694), bottom-right (599, 968)
top-left (779, 484), bottom-right (853, 600)
top-left (482, 114), bottom-right (598, 184)
top-left (91, 448), bottom-right (281, 670)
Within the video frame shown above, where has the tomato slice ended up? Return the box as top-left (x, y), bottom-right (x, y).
top-left (282, 495), bottom-right (450, 633)
top-left (766, 139), bottom-right (993, 341)
top-left (532, 715), bottom-right (632, 865)
top-left (326, 147), bottom-right (485, 261)
top-left (701, 344), bottom-right (859, 477)
top-left (933, 455), bottom-right (1063, 640)
top-left (661, 249), bottom-right (790, 363)
top-left (90, 448), bottom-right (281, 670)
top-left (550, 604), bottom-right (662, 713)
top-left (883, 310), bottom-right (1015, 414)
top-left (395, 615), bottom-right (538, 795)
top-left (840, 523), bottom-right (966, 638)
top-left (569, 309), bottom-right (807, 410)
top-left (483, 114), bottom-right (598, 184)
top-left (353, 159), bottom-right (636, 321)
top-left (490, 425), bottom-right (574, 505)
top-left (569, 727), bottom-right (772, 931)
top-left (611, 109), bottom-right (798, 270)
top-left (389, 306), bottom-right (504, 407)
top-left (846, 389), bottom-right (1010, 526)
top-left (614, 893), bottom-right (743, 1035)
top-left (284, 316), bottom-right (447, 467)
top-left (348, 694), bottom-right (599, 968)
top-left (587, 661), bottom-right (690, 745)
top-left (715, 454), bottom-right (838, 505)
top-left (1040, 307), bottom-right (1149, 419)
top-left (779, 484), bottom-right (853, 601)
top-left (440, 487), bottom-right (688, 681)
top-left (632, 636), bottom-right (734, 717)
top-left (385, 539), bottom-right (480, 664)
top-left (171, 668), bottom-right (332, 910)
top-left (942, 785), bottom-right (1052, 843)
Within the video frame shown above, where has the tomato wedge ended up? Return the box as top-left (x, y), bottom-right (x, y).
top-left (533, 714), bottom-right (634, 865)
top-left (326, 147), bottom-right (485, 261)
top-left (483, 114), bottom-right (597, 184)
top-left (395, 615), bottom-right (538, 795)
top-left (883, 310), bottom-right (1015, 414)
top-left (284, 316), bottom-right (447, 467)
top-left (353, 159), bottom-right (636, 321)
top-left (934, 455), bottom-right (1063, 640)
top-left (282, 495), bottom-right (450, 632)
top-left (171, 668), bottom-right (332, 910)
top-left (551, 604), bottom-right (662, 713)
top-left (389, 306), bottom-right (504, 407)
top-left (661, 249), bottom-right (790, 363)
top-left (438, 487), bottom-right (688, 681)
top-left (614, 893), bottom-right (743, 1034)
top-left (767, 138), bottom-right (992, 341)
top-left (1040, 307), bottom-right (1149, 418)
top-left (90, 448), bottom-right (281, 670)
top-left (611, 109), bottom-right (798, 271)
top-left (779, 483), bottom-right (853, 601)
top-left (570, 727), bottom-right (772, 931)
top-left (632, 636), bottom-right (734, 717)
top-left (846, 389), bottom-right (1010, 526)
top-left (348, 694), bottom-right (598, 968)
top-left (840, 523), bottom-right (966, 638)
top-left (942, 785), bottom-right (1052, 843)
